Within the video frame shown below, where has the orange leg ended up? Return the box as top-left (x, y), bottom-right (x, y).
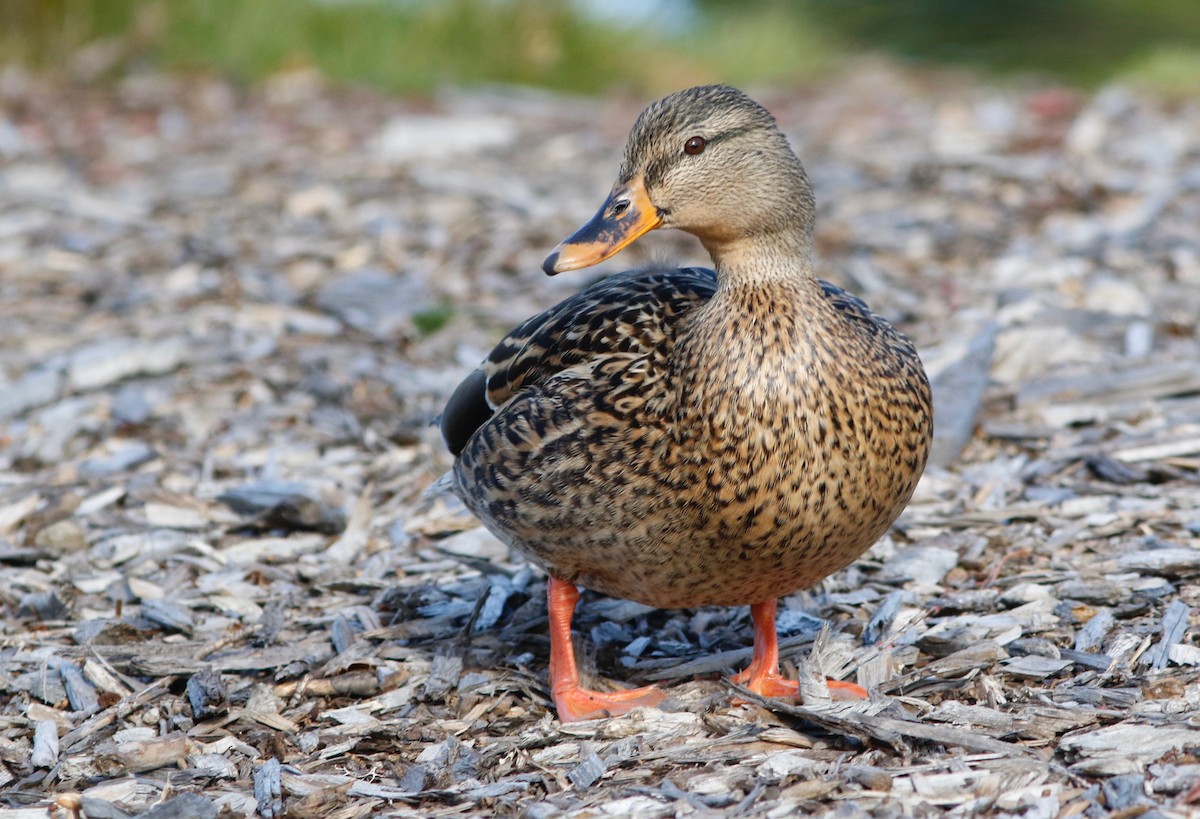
top-left (547, 577), bottom-right (666, 722)
top-left (732, 600), bottom-right (868, 701)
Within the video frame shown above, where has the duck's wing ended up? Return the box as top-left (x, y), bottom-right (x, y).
top-left (817, 279), bottom-right (922, 359)
top-left (440, 267), bottom-right (717, 456)
top-left (817, 279), bottom-right (872, 317)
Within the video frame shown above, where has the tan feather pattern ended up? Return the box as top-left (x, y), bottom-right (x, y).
top-left (445, 269), bottom-right (931, 609)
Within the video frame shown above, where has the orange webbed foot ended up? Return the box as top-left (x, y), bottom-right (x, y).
top-left (732, 668), bottom-right (868, 702)
top-left (826, 678), bottom-right (869, 701)
top-left (553, 682), bottom-right (667, 723)
top-left (732, 667), bottom-right (801, 699)
top-left (732, 600), bottom-right (870, 705)
top-left (547, 577), bottom-right (666, 722)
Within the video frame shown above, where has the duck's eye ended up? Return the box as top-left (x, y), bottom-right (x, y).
top-left (683, 136), bottom-right (706, 155)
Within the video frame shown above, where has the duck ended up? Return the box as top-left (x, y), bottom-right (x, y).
top-left (439, 85), bottom-right (933, 722)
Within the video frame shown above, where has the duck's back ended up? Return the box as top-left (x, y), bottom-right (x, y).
top-left (441, 266), bottom-right (718, 457)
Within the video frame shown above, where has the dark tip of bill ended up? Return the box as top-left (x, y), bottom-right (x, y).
top-left (541, 250), bottom-right (560, 276)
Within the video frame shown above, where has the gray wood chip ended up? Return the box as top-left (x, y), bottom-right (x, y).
top-left (140, 598), bottom-right (195, 633)
top-left (254, 758), bottom-right (283, 818)
top-left (566, 751), bottom-right (607, 789)
top-left (422, 652), bottom-right (464, 701)
top-left (1001, 656), bottom-right (1073, 678)
top-left (219, 481), bottom-right (347, 535)
top-left (1061, 723), bottom-right (1200, 776)
top-left (1144, 599), bottom-right (1192, 669)
top-left (138, 793), bottom-right (217, 819)
top-left (59, 663), bottom-right (100, 712)
top-left (186, 668), bottom-right (227, 720)
top-left (1113, 548), bottom-right (1200, 577)
top-left (30, 720), bottom-right (59, 768)
top-left (1074, 608), bottom-right (1115, 652)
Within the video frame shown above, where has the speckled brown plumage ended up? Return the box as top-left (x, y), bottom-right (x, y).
top-left (439, 84), bottom-right (933, 720)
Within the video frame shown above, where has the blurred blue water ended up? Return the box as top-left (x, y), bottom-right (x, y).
top-left (575, 0), bottom-right (699, 33)
top-left (319, 0), bottom-right (701, 34)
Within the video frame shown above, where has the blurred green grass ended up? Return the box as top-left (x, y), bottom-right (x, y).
top-left (3, 0), bottom-right (1200, 96)
top-left (795, 0), bottom-right (1200, 91)
top-left (0, 0), bottom-right (674, 94)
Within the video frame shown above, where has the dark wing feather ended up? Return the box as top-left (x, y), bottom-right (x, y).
top-left (817, 279), bottom-right (871, 316)
top-left (439, 369), bottom-right (489, 457)
top-left (817, 279), bottom-right (922, 360)
top-left (440, 267), bottom-right (717, 455)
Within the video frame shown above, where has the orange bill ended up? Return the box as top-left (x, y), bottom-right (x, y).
top-left (542, 174), bottom-right (662, 275)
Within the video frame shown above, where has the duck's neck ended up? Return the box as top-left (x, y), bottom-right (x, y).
top-left (704, 229), bottom-right (816, 291)
top-left (675, 230), bottom-right (825, 428)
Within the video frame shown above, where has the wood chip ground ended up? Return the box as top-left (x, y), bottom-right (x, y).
top-left (1, 65), bottom-right (1199, 817)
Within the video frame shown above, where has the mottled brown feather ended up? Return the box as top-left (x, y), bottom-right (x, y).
top-left (445, 271), bottom-right (931, 607)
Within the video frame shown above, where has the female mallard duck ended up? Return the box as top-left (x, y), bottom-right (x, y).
top-left (440, 85), bottom-right (933, 722)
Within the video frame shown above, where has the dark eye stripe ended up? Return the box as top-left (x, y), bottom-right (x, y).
top-left (644, 126), bottom-right (756, 186)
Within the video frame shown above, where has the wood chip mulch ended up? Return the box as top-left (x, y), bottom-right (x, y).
top-left (1, 65), bottom-right (1198, 817)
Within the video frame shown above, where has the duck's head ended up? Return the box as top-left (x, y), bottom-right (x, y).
top-left (543, 84), bottom-right (815, 275)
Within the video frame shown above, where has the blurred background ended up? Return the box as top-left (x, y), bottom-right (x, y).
top-left (4, 0), bottom-right (1200, 96)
